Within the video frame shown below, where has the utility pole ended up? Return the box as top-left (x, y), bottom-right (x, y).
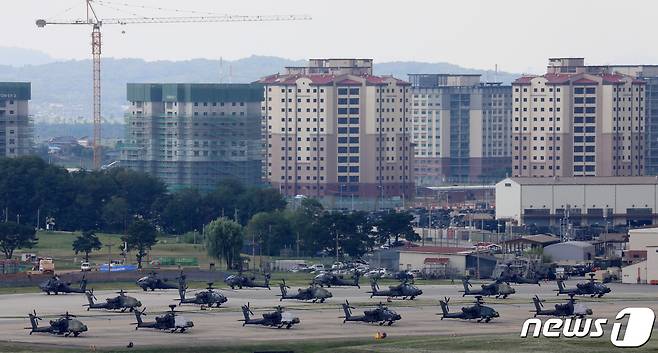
top-left (334, 222), bottom-right (339, 262)
top-left (296, 232), bottom-right (300, 258)
top-left (105, 243), bottom-right (113, 273)
top-left (252, 231), bottom-right (256, 271)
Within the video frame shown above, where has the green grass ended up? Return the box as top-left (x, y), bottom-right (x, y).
top-left (2, 332), bottom-right (656, 353)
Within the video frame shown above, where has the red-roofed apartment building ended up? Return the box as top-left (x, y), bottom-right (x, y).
top-left (257, 59), bottom-right (414, 200)
top-left (512, 58), bottom-right (645, 178)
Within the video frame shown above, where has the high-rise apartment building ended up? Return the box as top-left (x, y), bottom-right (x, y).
top-left (603, 65), bottom-right (658, 176)
top-left (0, 82), bottom-right (32, 158)
top-left (409, 74), bottom-right (512, 185)
top-left (258, 58), bottom-right (414, 199)
top-left (121, 83), bottom-right (263, 191)
top-left (512, 58), bottom-right (645, 177)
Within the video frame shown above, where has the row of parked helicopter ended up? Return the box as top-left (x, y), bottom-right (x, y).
top-left (27, 268), bottom-right (612, 337)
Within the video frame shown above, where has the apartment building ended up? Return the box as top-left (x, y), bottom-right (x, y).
top-left (512, 58), bottom-right (645, 177)
top-left (258, 58), bottom-right (414, 199)
top-left (0, 82), bottom-right (32, 157)
top-left (121, 83), bottom-right (263, 191)
top-left (409, 74), bottom-right (512, 185)
top-left (604, 65), bottom-right (658, 176)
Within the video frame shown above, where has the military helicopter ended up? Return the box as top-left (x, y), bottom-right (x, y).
top-left (177, 282), bottom-right (228, 309)
top-left (556, 273), bottom-right (611, 298)
top-left (133, 305), bottom-right (194, 333)
top-left (368, 278), bottom-right (423, 300)
top-left (278, 279), bottom-right (333, 303)
top-left (38, 275), bottom-right (87, 295)
top-left (224, 272), bottom-right (271, 290)
top-left (26, 310), bottom-right (88, 337)
top-left (312, 271), bottom-right (361, 288)
top-left (532, 293), bottom-right (593, 318)
top-left (340, 300), bottom-right (401, 326)
top-left (461, 277), bottom-right (515, 299)
top-left (136, 271), bottom-right (180, 291)
top-left (438, 296), bottom-right (499, 323)
top-left (84, 289), bottom-right (142, 312)
top-left (239, 303), bottom-right (300, 329)
top-left (497, 263), bottom-right (541, 285)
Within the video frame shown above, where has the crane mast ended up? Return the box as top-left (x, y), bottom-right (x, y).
top-left (36, 0), bottom-right (310, 170)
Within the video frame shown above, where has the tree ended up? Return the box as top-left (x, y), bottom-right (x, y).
top-left (376, 211), bottom-right (419, 245)
top-left (246, 211), bottom-right (294, 256)
top-left (72, 230), bottom-right (102, 262)
top-left (0, 222), bottom-right (37, 259)
top-left (122, 219), bottom-right (158, 269)
top-left (101, 196), bottom-right (129, 233)
top-left (160, 188), bottom-right (203, 234)
top-left (205, 218), bottom-right (244, 269)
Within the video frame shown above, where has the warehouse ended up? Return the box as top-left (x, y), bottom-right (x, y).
top-left (543, 241), bottom-right (595, 264)
top-left (495, 176), bottom-right (658, 226)
top-left (368, 246), bottom-right (498, 278)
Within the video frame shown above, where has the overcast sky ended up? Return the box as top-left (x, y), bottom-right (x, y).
top-left (3, 0), bottom-right (657, 73)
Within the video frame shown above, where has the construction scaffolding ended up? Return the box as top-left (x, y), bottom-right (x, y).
top-left (0, 82), bottom-right (33, 158)
top-left (121, 83), bottom-right (263, 191)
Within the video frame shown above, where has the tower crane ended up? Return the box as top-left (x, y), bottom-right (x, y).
top-left (36, 0), bottom-right (311, 170)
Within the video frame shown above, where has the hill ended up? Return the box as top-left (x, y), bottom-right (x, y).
top-left (0, 53), bottom-right (520, 124)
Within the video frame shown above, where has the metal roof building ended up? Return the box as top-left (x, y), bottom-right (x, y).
top-left (495, 176), bottom-right (658, 227)
top-left (543, 241), bottom-right (595, 263)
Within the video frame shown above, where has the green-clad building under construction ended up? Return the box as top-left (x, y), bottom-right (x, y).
top-left (120, 83), bottom-right (264, 191)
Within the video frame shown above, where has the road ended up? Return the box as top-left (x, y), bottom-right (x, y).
top-left (0, 280), bottom-right (656, 349)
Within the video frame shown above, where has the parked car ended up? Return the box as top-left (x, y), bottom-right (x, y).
top-left (80, 262), bottom-right (92, 272)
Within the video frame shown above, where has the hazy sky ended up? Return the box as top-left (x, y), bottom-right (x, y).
top-left (3, 0), bottom-right (658, 73)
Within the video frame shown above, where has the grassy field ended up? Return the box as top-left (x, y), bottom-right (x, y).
top-left (1, 332), bottom-right (656, 353)
top-left (28, 231), bottom-right (212, 271)
top-left (8, 231), bottom-right (458, 290)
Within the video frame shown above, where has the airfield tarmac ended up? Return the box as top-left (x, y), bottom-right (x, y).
top-left (0, 280), bottom-right (656, 349)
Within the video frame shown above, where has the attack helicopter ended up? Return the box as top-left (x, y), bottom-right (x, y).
top-left (556, 273), bottom-right (611, 297)
top-left (312, 271), bottom-right (361, 288)
top-left (84, 289), bottom-right (142, 312)
top-left (133, 305), bottom-right (194, 332)
top-left (497, 263), bottom-right (541, 285)
top-left (224, 272), bottom-right (271, 290)
top-left (26, 310), bottom-right (88, 337)
top-left (368, 278), bottom-right (423, 300)
top-left (438, 296), bottom-right (499, 323)
top-left (532, 293), bottom-right (593, 318)
top-left (239, 303), bottom-right (300, 329)
top-left (136, 271), bottom-right (180, 291)
top-left (177, 282), bottom-right (228, 309)
top-left (278, 279), bottom-right (333, 303)
top-left (461, 277), bottom-right (515, 299)
top-left (38, 275), bottom-right (87, 295)
top-left (340, 300), bottom-right (401, 326)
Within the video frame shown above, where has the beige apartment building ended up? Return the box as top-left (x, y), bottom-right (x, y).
top-left (512, 58), bottom-right (645, 177)
top-left (409, 74), bottom-right (512, 185)
top-left (258, 59), bottom-right (414, 199)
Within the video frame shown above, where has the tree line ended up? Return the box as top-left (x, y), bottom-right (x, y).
top-left (0, 156), bottom-right (286, 233)
top-left (0, 156), bottom-right (420, 268)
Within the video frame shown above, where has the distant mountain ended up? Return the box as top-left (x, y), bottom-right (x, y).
top-left (0, 47), bottom-right (55, 67)
top-left (0, 55), bottom-right (520, 124)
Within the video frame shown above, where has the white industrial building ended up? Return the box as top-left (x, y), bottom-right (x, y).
top-left (495, 177), bottom-right (658, 227)
top-left (621, 227), bottom-right (658, 284)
